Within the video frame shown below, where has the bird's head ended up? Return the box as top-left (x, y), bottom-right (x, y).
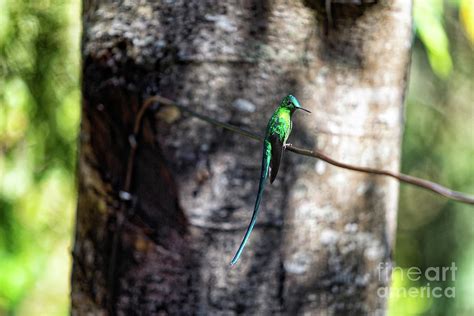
top-left (281, 94), bottom-right (311, 113)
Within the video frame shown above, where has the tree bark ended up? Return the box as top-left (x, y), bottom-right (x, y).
top-left (72, 0), bottom-right (412, 315)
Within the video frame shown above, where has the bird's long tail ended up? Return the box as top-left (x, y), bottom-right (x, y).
top-left (230, 140), bottom-right (271, 265)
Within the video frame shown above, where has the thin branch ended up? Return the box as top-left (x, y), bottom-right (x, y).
top-left (145, 95), bottom-right (474, 206)
top-left (287, 146), bottom-right (474, 205)
top-left (143, 96), bottom-right (262, 141)
top-left (107, 98), bottom-right (156, 314)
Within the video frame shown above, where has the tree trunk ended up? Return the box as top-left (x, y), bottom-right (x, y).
top-left (72, 0), bottom-right (412, 315)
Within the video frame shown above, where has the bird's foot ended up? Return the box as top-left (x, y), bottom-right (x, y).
top-left (283, 143), bottom-right (292, 149)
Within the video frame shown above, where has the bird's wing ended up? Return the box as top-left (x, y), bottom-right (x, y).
top-left (269, 133), bottom-right (283, 184)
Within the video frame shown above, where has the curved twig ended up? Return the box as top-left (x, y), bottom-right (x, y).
top-left (286, 146), bottom-right (474, 205)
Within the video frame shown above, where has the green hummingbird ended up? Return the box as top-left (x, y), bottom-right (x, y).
top-left (230, 94), bottom-right (311, 265)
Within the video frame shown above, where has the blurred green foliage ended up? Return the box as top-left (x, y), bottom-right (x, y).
top-left (389, 0), bottom-right (474, 315)
top-left (0, 0), bottom-right (472, 315)
top-left (0, 0), bottom-right (80, 314)
top-left (414, 0), bottom-right (453, 78)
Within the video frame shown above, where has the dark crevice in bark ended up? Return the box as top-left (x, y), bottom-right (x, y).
top-left (304, 0), bottom-right (380, 67)
top-left (76, 50), bottom-right (191, 312)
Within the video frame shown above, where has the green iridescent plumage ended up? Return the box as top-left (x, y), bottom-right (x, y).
top-left (230, 94), bottom-right (310, 265)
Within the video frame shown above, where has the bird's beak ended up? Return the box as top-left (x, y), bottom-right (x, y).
top-left (298, 107), bottom-right (311, 113)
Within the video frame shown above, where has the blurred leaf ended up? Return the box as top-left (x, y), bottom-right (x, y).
top-left (388, 269), bottom-right (433, 316)
top-left (414, 0), bottom-right (453, 78)
top-left (460, 0), bottom-right (474, 44)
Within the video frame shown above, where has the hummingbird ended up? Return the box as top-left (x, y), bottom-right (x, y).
top-left (230, 94), bottom-right (311, 265)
